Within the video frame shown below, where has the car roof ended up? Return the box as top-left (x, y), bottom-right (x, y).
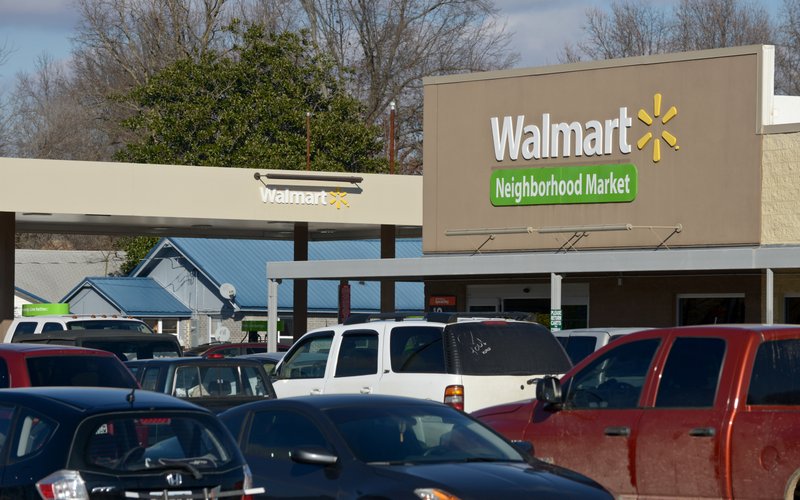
top-left (229, 393), bottom-right (446, 413)
top-left (12, 315), bottom-right (144, 321)
top-left (125, 357), bottom-right (268, 367)
top-left (0, 343), bottom-right (116, 355)
top-left (0, 386), bottom-right (208, 413)
top-left (13, 330), bottom-right (177, 340)
top-left (236, 352), bottom-right (284, 361)
top-left (555, 327), bottom-right (652, 336)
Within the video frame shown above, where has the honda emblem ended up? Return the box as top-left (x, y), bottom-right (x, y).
top-left (166, 473), bottom-right (183, 487)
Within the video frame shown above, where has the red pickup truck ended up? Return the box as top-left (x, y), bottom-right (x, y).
top-left (473, 325), bottom-right (800, 499)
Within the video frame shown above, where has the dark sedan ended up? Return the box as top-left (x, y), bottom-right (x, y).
top-left (218, 394), bottom-right (612, 500)
top-left (0, 387), bottom-right (262, 499)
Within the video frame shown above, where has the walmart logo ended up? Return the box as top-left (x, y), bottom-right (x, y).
top-left (259, 187), bottom-right (351, 209)
top-left (636, 93), bottom-right (679, 163)
top-left (328, 190), bottom-right (350, 209)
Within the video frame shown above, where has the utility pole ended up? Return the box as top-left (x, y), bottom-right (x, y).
top-left (389, 102), bottom-right (396, 174)
top-left (306, 111), bottom-right (311, 170)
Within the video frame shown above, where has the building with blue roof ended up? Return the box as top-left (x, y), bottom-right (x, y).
top-left (62, 237), bottom-right (424, 347)
top-left (63, 277), bottom-right (192, 319)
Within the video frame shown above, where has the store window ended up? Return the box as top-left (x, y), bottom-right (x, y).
top-left (677, 294), bottom-right (745, 326)
top-left (143, 319), bottom-right (179, 335)
top-left (785, 296), bottom-right (800, 324)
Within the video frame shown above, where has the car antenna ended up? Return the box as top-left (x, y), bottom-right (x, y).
top-left (127, 386), bottom-right (136, 406)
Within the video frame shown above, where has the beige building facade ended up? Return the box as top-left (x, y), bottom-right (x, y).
top-left (266, 45), bottom-right (800, 332)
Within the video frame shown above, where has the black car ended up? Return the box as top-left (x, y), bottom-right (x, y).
top-left (126, 357), bottom-right (277, 413)
top-left (0, 386), bottom-right (262, 499)
top-left (218, 394), bottom-right (612, 499)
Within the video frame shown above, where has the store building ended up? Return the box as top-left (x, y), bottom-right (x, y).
top-left (265, 45), bottom-right (800, 336)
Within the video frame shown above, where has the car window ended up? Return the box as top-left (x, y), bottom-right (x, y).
top-left (66, 320), bottom-right (154, 333)
top-left (13, 322), bottom-right (37, 334)
top-left (82, 414), bottom-right (234, 471)
top-left (242, 366), bottom-right (269, 396)
top-left (244, 346), bottom-right (268, 355)
top-left (141, 367), bottom-right (161, 392)
top-left (445, 321), bottom-right (572, 376)
top-left (199, 366), bottom-right (240, 396)
top-left (12, 410), bottom-right (56, 460)
top-left (0, 404), bottom-right (14, 452)
top-left (26, 356), bottom-right (137, 388)
top-left (747, 339), bottom-right (800, 405)
top-left (42, 322), bottom-right (65, 333)
top-left (0, 358), bottom-right (8, 389)
top-left (210, 347), bottom-right (240, 358)
top-left (335, 332), bottom-right (378, 378)
top-left (278, 332), bottom-right (334, 380)
top-left (564, 338), bottom-right (660, 409)
top-left (174, 366), bottom-right (205, 397)
top-left (655, 337), bottom-right (725, 408)
top-left (81, 339), bottom-right (181, 360)
top-left (328, 404), bottom-right (523, 464)
top-left (390, 326), bottom-right (446, 373)
top-left (559, 336), bottom-right (598, 364)
top-left (246, 409), bottom-right (329, 459)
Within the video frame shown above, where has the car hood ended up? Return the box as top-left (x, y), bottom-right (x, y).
top-left (376, 461), bottom-right (610, 499)
top-left (471, 400), bottom-right (530, 419)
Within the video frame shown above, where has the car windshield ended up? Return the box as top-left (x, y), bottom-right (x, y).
top-left (66, 320), bottom-right (154, 334)
top-left (325, 404), bottom-right (524, 465)
top-left (82, 414), bottom-right (234, 472)
top-left (81, 340), bottom-right (181, 360)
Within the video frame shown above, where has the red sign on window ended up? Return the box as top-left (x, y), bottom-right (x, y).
top-left (428, 295), bottom-right (456, 312)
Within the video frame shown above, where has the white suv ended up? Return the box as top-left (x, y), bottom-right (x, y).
top-left (3, 314), bottom-right (154, 343)
top-left (271, 314), bottom-right (572, 412)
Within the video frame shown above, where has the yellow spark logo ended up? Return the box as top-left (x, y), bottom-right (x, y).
top-left (329, 190), bottom-right (350, 209)
top-left (637, 93), bottom-right (679, 163)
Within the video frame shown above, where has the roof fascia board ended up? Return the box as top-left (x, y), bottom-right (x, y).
top-left (266, 246), bottom-right (800, 280)
top-left (423, 45), bottom-right (770, 86)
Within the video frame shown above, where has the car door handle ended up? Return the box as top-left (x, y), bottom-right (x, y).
top-left (310, 388), bottom-right (322, 395)
top-left (689, 427), bottom-right (716, 437)
top-left (360, 387), bottom-right (372, 394)
top-left (604, 426), bottom-right (631, 436)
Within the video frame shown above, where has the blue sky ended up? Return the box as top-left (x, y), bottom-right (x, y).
top-left (0, 0), bottom-right (785, 92)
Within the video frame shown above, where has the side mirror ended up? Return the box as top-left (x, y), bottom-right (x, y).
top-left (291, 447), bottom-right (338, 466)
top-left (535, 376), bottom-right (562, 405)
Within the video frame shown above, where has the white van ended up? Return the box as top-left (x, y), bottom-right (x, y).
top-left (3, 314), bottom-right (154, 343)
top-left (271, 314), bottom-right (572, 413)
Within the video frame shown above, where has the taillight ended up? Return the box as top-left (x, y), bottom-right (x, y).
top-left (207, 353), bottom-right (225, 359)
top-left (36, 470), bottom-right (89, 500)
top-left (444, 385), bottom-right (464, 411)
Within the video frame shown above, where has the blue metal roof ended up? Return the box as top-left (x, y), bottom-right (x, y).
top-left (166, 238), bottom-right (424, 312)
top-left (62, 277), bottom-right (193, 317)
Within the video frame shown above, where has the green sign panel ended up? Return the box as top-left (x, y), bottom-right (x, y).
top-left (490, 163), bottom-right (638, 206)
top-left (242, 320), bottom-right (283, 332)
top-left (22, 303), bottom-right (70, 317)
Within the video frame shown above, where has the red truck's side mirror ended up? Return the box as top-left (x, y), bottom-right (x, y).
top-left (536, 376), bottom-right (563, 409)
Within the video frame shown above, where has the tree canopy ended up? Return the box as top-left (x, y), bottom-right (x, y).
top-left (116, 24), bottom-right (387, 173)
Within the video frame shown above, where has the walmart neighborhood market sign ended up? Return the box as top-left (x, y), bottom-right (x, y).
top-left (491, 164), bottom-right (636, 206)
top-left (488, 95), bottom-right (678, 206)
